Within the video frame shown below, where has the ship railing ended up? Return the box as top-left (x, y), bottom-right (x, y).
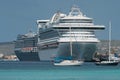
top-left (58, 37), bottom-right (99, 42)
top-left (56, 23), bottom-right (94, 26)
top-left (53, 23), bottom-right (104, 28)
top-left (37, 37), bottom-right (59, 44)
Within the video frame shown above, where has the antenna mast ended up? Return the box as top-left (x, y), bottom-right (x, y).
top-left (109, 21), bottom-right (111, 61)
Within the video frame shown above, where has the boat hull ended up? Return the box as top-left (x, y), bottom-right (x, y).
top-left (38, 48), bottom-right (58, 61)
top-left (15, 51), bottom-right (40, 61)
top-left (38, 42), bottom-right (97, 61)
top-left (57, 42), bottom-right (97, 61)
top-left (95, 61), bottom-right (119, 66)
top-left (54, 60), bottom-right (83, 66)
top-left (15, 42), bottom-right (97, 61)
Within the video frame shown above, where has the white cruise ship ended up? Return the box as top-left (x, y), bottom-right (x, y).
top-left (37, 5), bottom-right (105, 61)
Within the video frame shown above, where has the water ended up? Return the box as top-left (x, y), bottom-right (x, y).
top-left (0, 61), bottom-right (120, 80)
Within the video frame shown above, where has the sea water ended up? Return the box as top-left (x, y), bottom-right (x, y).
top-left (0, 61), bottom-right (120, 80)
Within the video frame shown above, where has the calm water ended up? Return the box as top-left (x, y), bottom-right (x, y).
top-left (0, 61), bottom-right (120, 80)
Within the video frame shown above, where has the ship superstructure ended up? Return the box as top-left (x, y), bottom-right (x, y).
top-left (37, 5), bottom-right (105, 61)
top-left (15, 31), bottom-right (39, 61)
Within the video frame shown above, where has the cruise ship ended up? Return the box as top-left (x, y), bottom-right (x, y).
top-left (15, 5), bottom-right (105, 61)
top-left (37, 5), bottom-right (105, 61)
top-left (15, 31), bottom-right (40, 61)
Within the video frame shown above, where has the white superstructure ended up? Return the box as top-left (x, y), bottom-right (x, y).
top-left (52, 6), bottom-right (104, 43)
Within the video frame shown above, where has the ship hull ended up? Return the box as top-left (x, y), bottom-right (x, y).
top-left (38, 42), bottom-right (97, 61)
top-left (15, 51), bottom-right (40, 61)
top-left (57, 42), bottom-right (97, 61)
top-left (38, 48), bottom-right (58, 61)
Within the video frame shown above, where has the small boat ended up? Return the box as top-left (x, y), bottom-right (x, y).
top-left (54, 60), bottom-right (83, 66)
top-left (95, 22), bottom-right (119, 66)
top-left (95, 61), bottom-right (119, 66)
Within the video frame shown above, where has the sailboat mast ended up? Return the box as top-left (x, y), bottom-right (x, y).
top-left (109, 21), bottom-right (111, 61)
top-left (69, 26), bottom-right (72, 57)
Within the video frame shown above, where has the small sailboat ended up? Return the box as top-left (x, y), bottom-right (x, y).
top-left (95, 60), bottom-right (119, 66)
top-left (95, 21), bottom-right (119, 66)
top-left (54, 26), bottom-right (83, 66)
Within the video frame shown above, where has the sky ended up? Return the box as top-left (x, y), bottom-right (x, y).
top-left (0, 0), bottom-right (120, 42)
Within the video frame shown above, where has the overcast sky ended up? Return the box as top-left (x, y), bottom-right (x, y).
top-left (0, 0), bottom-right (120, 42)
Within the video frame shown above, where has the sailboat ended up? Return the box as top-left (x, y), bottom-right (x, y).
top-left (95, 22), bottom-right (119, 66)
top-left (54, 26), bottom-right (83, 66)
